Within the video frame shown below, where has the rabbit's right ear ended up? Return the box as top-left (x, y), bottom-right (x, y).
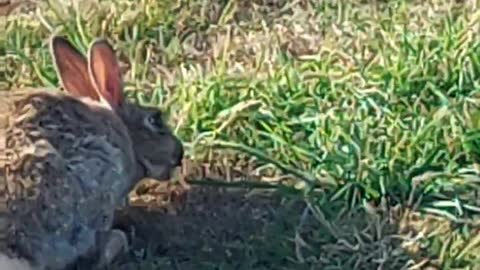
top-left (50, 36), bottom-right (100, 101)
top-left (87, 39), bottom-right (124, 110)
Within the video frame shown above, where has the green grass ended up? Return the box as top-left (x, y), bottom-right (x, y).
top-left (3, 0), bottom-right (480, 269)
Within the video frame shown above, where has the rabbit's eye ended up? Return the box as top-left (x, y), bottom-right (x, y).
top-left (145, 112), bottom-right (165, 132)
top-left (147, 115), bottom-right (157, 125)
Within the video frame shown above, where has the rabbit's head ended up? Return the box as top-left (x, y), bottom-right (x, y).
top-left (50, 36), bottom-right (184, 181)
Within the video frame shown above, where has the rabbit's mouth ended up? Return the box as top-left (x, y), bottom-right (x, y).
top-left (138, 158), bottom-right (176, 181)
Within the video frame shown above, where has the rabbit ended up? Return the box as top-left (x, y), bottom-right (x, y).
top-left (0, 36), bottom-right (184, 270)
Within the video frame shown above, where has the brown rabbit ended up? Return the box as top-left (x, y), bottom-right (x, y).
top-left (0, 36), bottom-right (183, 269)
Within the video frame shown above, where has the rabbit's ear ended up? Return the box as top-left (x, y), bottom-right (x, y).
top-left (88, 39), bottom-right (124, 109)
top-left (50, 36), bottom-right (100, 101)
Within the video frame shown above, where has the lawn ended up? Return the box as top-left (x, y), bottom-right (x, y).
top-left (2, 0), bottom-right (480, 269)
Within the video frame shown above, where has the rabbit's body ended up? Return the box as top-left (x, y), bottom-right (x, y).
top-left (0, 90), bottom-right (135, 269)
top-left (0, 37), bottom-right (184, 270)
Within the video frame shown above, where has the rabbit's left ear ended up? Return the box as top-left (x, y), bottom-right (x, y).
top-left (50, 36), bottom-right (100, 101)
top-left (88, 39), bottom-right (124, 110)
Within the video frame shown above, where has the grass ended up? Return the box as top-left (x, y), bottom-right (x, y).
top-left (2, 0), bottom-right (480, 269)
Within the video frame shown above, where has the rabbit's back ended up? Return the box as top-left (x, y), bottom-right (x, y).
top-left (0, 90), bottom-right (136, 269)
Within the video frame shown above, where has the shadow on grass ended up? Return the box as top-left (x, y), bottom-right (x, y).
top-left (109, 183), bottom-right (450, 270)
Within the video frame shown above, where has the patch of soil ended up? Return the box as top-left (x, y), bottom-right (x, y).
top-left (0, 0), bottom-right (35, 16)
top-left (112, 184), bottom-right (287, 270)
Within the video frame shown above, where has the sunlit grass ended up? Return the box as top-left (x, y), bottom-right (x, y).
top-left (3, 0), bottom-right (480, 269)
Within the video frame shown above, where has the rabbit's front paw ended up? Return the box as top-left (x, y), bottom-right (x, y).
top-left (75, 229), bottom-right (129, 269)
top-left (94, 229), bottom-right (129, 268)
